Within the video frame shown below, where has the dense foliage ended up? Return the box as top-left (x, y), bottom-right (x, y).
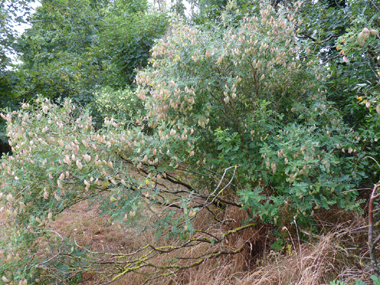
top-left (135, 3), bottom-right (362, 224)
top-left (0, 0), bottom-right (167, 149)
top-left (0, 0), bottom-right (379, 283)
top-left (15, 0), bottom-right (168, 102)
top-left (0, 0), bottom-right (35, 147)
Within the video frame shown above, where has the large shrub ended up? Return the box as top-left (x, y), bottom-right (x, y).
top-left (135, 2), bottom-right (362, 224)
top-left (0, 2), bottom-right (365, 283)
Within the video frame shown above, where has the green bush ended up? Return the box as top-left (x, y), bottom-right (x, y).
top-left (92, 85), bottom-right (144, 121)
top-left (333, 26), bottom-right (380, 182)
top-left (0, 99), bottom-right (119, 283)
top-left (135, 3), bottom-right (362, 224)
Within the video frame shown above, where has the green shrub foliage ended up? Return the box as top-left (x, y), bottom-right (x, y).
top-left (0, 3), bottom-right (365, 283)
top-left (92, 85), bottom-right (144, 121)
top-left (135, 3), bottom-right (361, 221)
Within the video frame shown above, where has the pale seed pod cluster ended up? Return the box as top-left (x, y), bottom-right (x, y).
top-left (0, 98), bottom-right (137, 228)
top-left (134, 3), bottom-right (318, 172)
top-left (358, 27), bottom-right (377, 46)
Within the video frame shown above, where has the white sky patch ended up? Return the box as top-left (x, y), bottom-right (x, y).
top-left (150, 0), bottom-right (199, 19)
top-left (14, 1), bottom-right (41, 35)
top-left (6, 1), bottom-right (41, 68)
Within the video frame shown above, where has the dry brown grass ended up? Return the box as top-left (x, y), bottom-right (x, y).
top-left (37, 197), bottom-right (372, 285)
top-left (238, 235), bottom-right (344, 285)
top-left (50, 201), bottom-right (131, 254)
top-left (110, 208), bottom-right (369, 285)
top-left (235, 211), bottom-right (370, 285)
top-left (111, 205), bottom-right (253, 285)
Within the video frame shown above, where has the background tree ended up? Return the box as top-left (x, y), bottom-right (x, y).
top-left (0, 0), bottom-right (35, 153)
top-left (15, 0), bottom-right (168, 103)
top-left (96, 0), bottom-right (168, 87)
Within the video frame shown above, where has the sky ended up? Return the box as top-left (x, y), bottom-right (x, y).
top-left (5, 1), bottom-right (41, 67)
top-left (15, 1), bottom-right (41, 33)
